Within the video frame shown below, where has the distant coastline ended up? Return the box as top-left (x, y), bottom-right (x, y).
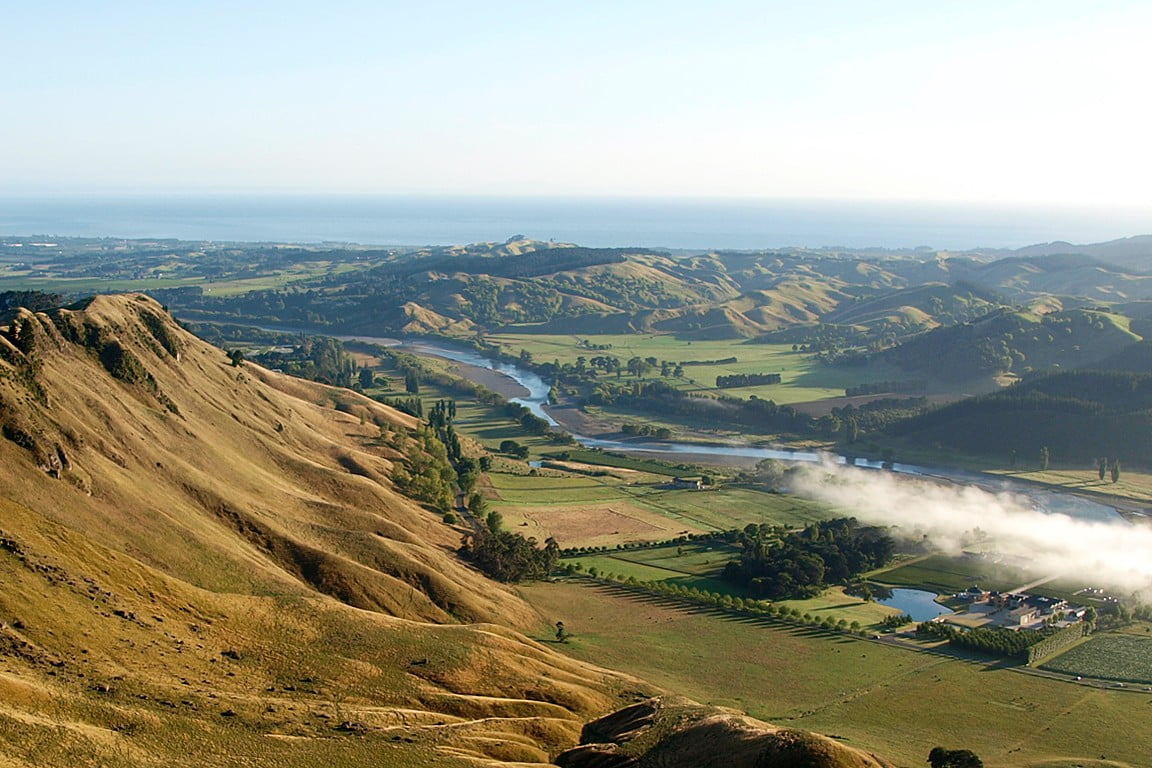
top-left (1, 194), bottom-right (1149, 251)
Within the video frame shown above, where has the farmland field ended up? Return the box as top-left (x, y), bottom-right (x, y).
top-left (563, 541), bottom-right (743, 594)
top-left (868, 554), bottom-right (1032, 595)
top-left (486, 333), bottom-right (902, 405)
top-left (486, 471), bottom-right (834, 548)
top-left (776, 586), bottom-right (900, 627)
top-left (519, 580), bottom-right (1152, 768)
top-left (1041, 634), bottom-right (1152, 684)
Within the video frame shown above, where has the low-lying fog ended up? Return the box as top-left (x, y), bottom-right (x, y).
top-left (791, 459), bottom-right (1152, 596)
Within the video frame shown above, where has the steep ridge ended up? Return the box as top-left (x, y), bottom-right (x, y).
top-left (0, 294), bottom-right (628, 765)
top-left (0, 294), bottom-right (521, 625)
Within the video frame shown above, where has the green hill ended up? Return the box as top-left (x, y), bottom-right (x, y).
top-left (887, 370), bottom-right (1152, 465)
top-left (878, 306), bottom-right (1141, 383)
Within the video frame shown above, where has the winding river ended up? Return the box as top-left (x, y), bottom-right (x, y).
top-left (359, 335), bottom-right (1123, 523)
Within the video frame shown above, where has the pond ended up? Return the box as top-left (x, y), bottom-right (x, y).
top-left (875, 588), bottom-right (951, 622)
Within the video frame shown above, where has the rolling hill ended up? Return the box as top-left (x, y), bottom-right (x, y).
top-left (876, 306), bottom-right (1142, 384)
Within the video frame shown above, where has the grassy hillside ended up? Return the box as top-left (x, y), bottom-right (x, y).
top-left (0, 294), bottom-right (630, 765)
top-left (878, 306), bottom-right (1141, 383)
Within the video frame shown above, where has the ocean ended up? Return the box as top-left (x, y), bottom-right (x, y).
top-left (1, 194), bottom-right (1149, 251)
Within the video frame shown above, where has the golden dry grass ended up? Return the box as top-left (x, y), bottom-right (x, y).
top-left (501, 503), bottom-right (704, 549)
top-left (0, 295), bottom-right (637, 766)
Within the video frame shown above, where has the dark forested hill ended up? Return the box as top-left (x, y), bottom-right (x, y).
top-left (886, 370), bottom-right (1152, 465)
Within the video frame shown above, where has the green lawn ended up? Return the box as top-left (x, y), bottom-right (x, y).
top-left (646, 487), bottom-right (831, 530)
top-left (564, 541), bottom-right (743, 595)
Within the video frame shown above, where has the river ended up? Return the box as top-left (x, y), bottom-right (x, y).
top-left (331, 333), bottom-right (1122, 523)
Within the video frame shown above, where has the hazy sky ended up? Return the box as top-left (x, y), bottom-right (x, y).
top-left (4, 1), bottom-right (1150, 207)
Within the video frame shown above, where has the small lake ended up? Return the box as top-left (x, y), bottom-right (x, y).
top-left (876, 588), bottom-right (951, 622)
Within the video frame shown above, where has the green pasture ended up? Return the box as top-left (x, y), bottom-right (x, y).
top-left (645, 487), bottom-right (831, 530)
top-left (568, 546), bottom-right (904, 627)
top-left (565, 541), bottom-right (743, 595)
top-left (776, 586), bottom-right (901, 627)
top-left (542, 448), bottom-right (693, 476)
top-left (487, 333), bottom-right (901, 405)
top-left (869, 554), bottom-right (1032, 595)
top-left (520, 580), bottom-right (1152, 768)
top-left (621, 542), bottom-right (738, 573)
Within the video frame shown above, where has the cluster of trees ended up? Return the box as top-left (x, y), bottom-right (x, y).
top-left (1095, 456), bottom-right (1121, 483)
top-left (0, 290), bottom-right (63, 321)
top-left (251, 336), bottom-right (357, 387)
top-left (928, 747), bottom-right (983, 768)
top-left (459, 527), bottom-right (560, 582)
top-left (722, 518), bottom-right (894, 600)
top-left (878, 306), bottom-right (1134, 381)
top-left (916, 621), bottom-right (1045, 659)
top-left (1094, 600), bottom-right (1152, 628)
top-left (823, 397), bottom-right (928, 443)
top-left (878, 613), bottom-right (913, 629)
top-left (620, 422), bottom-right (673, 439)
top-left (681, 356), bottom-right (737, 366)
top-left (715, 372), bottom-right (781, 388)
top-left (587, 380), bottom-right (813, 436)
top-left (426, 399), bottom-right (481, 496)
top-left (391, 427), bottom-right (456, 511)
top-left (501, 401), bottom-right (552, 435)
top-left (561, 531), bottom-right (733, 557)
top-left (844, 380), bottom-right (926, 396)
top-left (498, 439), bottom-right (530, 459)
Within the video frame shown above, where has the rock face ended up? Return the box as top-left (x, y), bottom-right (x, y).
top-left (556, 697), bottom-right (895, 768)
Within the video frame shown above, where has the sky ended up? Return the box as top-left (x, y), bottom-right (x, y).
top-left (3, 1), bottom-right (1151, 209)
